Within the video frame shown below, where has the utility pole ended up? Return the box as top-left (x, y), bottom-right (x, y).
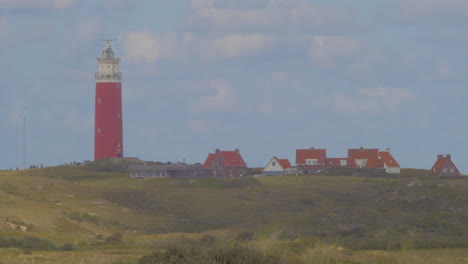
top-left (22, 115), bottom-right (27, 169)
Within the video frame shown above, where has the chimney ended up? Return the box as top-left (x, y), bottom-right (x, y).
top-left (310, 147), bottom-right (315, 151)
top-left (386, 148), bottom-right (391, 153)
top-left (235, 148), bottom-right (239, 153)
top-left (446, 154), bottom-right (451, 160)
top-left (437, 154), bottom-right (444, 160)
top-left (216, 149), bottom-right (220, 153)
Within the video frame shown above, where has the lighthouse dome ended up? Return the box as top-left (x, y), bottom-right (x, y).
top-left (100, 42), bottom-right (117, 61)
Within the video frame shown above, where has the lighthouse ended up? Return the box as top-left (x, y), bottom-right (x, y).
top-left (94, 41), bottom-right (123, 160)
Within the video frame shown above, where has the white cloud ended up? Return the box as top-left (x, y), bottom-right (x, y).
top-left (0, 0), bottom-right (75, 10)
top-left (191, 0), bottom-right (215, 9)
top-left (194, 80), bottom-right (243, 113)
top-left (332, 87), bottom-right (414, 114)
top-left (393, 0), bottom-right (468, 23)
top-left (121, 31), bottom-right (178, 64)
top-left (433, 62), bottom-right (455, 80)
top-left (103, 0), bottom-right (137, 9)
top-left (309, 36), bottom-right (363, 67)
top-left (205, 34), bottom-right (274, 59)
top-left (188, 0), bottom-right (361, 34)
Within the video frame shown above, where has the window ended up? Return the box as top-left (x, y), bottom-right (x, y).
top-left (272, 161), bottom-right (276, 167)
top-left (355, 159), bottom-right (368, 168)
top-left (306, 159), bottom-right (318, 165)
top-left (117, 143), bottom-right (121, 148)
top-left (443, 168), bottom-right (448, 173)
top-left (340, 160), bottom-right (347, 166)
top-left (98, 98), bottom-right (102, 104)
top-left (117, 113), bottom-right (121, 118)
top-left (97, 128), bottom-right (101, 133)
top-left (450, 168), bottom-right (455, 173)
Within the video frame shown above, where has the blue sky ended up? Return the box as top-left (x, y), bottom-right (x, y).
top-left (1, 0), bottom-right (468, 172)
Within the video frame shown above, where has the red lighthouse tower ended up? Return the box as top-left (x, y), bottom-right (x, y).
top-left (94, 41), bottom-right (123, 160)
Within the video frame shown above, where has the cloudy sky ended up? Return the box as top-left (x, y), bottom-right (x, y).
top-left (1, 0), bottom-right (468, 172)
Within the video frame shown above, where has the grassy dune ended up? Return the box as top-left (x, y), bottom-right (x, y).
top-left (1, 164), bottom-right (468, 263)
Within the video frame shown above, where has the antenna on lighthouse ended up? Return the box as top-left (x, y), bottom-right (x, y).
top-left (98, 39), bottom-right (118, 44)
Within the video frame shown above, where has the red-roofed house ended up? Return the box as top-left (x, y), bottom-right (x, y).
top-left (326, 158), bottom-right (348, 169)
top-left (379, 149), bottom-right (400, 174)
top-left (262, 156), bottom-right (293, 175)
top-left (296, 148), bottom-right (327, 174)
top-left (347, 148), bottom-right (383, 169)
top-left (203, 149), bottom-right (248, 177)
top-left (430, 154), bottom-right (460, 177)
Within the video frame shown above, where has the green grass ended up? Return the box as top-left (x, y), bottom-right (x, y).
top-left (1, 165), bottom-right (468, 262)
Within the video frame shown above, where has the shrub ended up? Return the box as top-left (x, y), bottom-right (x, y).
top-left (0, 236), bottom-right (56, 250)
top-left (237, 231), bottom-right (255, 242)
top-left (138, 238), bottom-right (281, 264)
top-left (200, 234), bottom-right (216, 244)
top-left (60, 243), bottom-right (74, 251)
top-left (106, 232), bottom-right (123, 243)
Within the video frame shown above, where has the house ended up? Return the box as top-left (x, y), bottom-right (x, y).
top-left (347, 147), bottom-right (383, 169)
top-left (262, 156), bottom-right (292, 175)
top-left (347, 147), bottom-right (400, 174)
top-left (128, 164), bottom-right (211, 178)
top-left (326, 158), bottom-right (348, 169)
top-left (430, 154), bottom-right (461, 177)
top-left (203, 149), bottom-right (248, 177)
top-left (296, 148), bottom-right (327, 174)
top-left (379, 149), bottom-right (400, 174)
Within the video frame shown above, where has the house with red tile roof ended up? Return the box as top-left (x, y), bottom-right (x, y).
top-left (296, 148), bottom-right (327, 174)
top-left (347, 147), bottom-right (400, 174)
top-left (430, 154), bottom-right (460, 177)
top-left (262, 156), bottom-right (293, 175)
top-left (347, 147), bottom-right (383, 169)
top-left (326, 158), bottom-right (348, 169)
top-left (203, 149), bottom-right (248, 177)
top-left (379, 149), bottom-right (400, 174)
top-left (295, 146), bottom-right (401, 175)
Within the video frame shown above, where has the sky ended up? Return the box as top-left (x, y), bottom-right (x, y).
top-left (1, 0), bottom-right (468, 172)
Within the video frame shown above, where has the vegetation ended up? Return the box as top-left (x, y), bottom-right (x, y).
top-left (1, 164), bottom-right (468, 263)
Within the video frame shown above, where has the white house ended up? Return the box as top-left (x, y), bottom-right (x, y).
top-left (379, 150), bottom-right (401, 174)
top-left (262, 156), bottom-right (293, 175)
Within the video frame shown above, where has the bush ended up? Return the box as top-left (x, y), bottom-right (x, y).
top-left (138, 238), bottom-right (281, 264)
top-left (60, 243), bottom-right (74, 251)
top-left (237, 231), bottom-right (255, 242)
top-left (106, 232), bottom-right (123, 243)
top-left (0, 236), bottom-right (57, 250)
top-left (200, 234), bottom-right (216, 244)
